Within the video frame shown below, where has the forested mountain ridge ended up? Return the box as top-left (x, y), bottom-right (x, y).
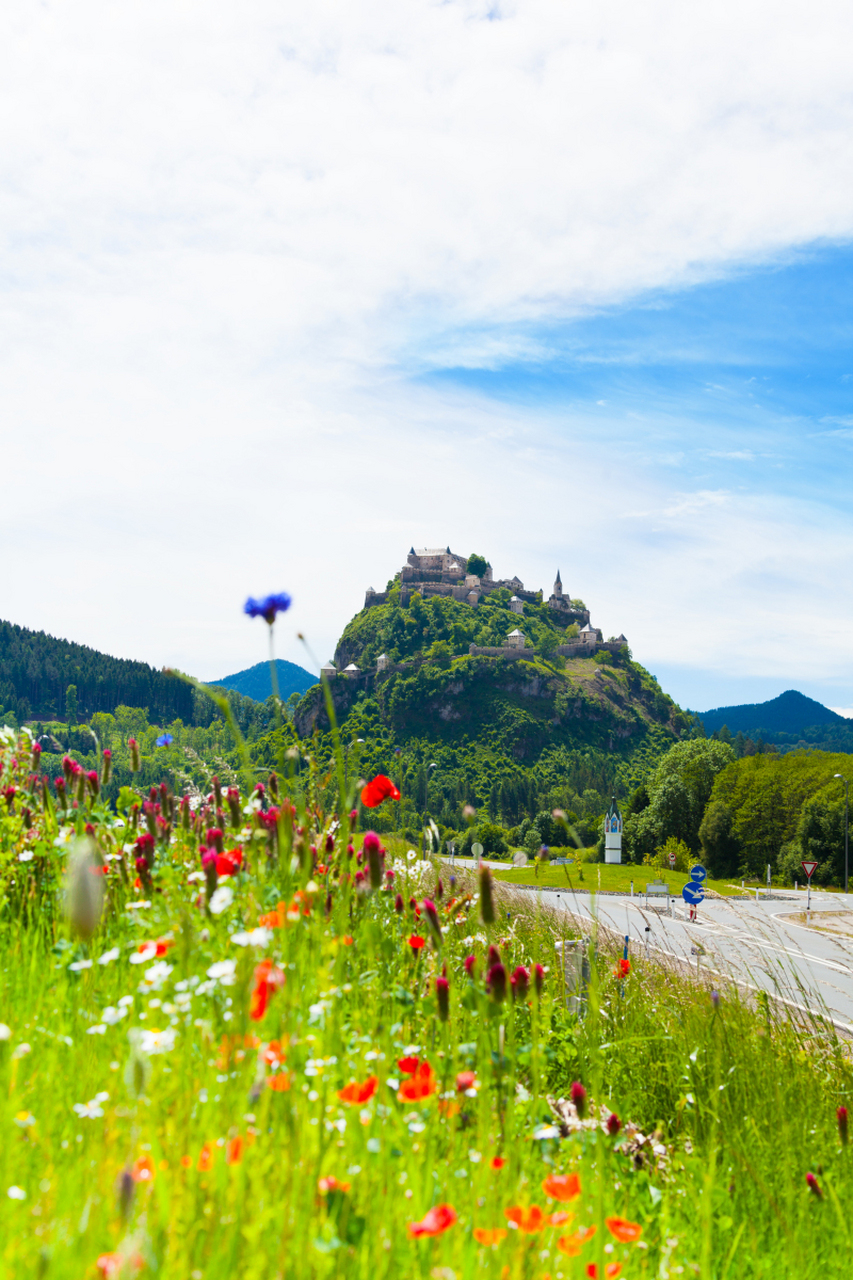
top-left (0, 618), bottom-right (194, 724)
top-left (212, 659), bottom-right (316, 703)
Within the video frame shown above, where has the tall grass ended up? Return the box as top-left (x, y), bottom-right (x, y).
top-left (0, 724), bottom-right (852, 1279)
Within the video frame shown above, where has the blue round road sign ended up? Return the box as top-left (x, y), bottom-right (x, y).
top-left (689, 864), bottom-right (707, 884)
top-left (682, 882), bottom-right (705, 906)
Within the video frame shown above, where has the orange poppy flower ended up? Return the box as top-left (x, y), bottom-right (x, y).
top-left (408, 1203), bottom-right (457, 1237)
top-left (226, 1136), bottom-right (243, 1165)
top-left (96, 1253), bottom-right (144, 1277)
top-left (338, 1075), bottom-right (378, 1105)
top-left (180, 1155), bottom-right (192, 1169)
top-left (542, 1172), bottom-right (582, 1202)
top-left (249, 958), bottom-right (285, 1022)
top-left (197, 1142), bottom-right (215, 1172)
top-left (456, 1070), bottom-right (477, 1092)
top-left (557, 1226), bottom-right (597, 1256)
top-left (548, 1211), bottom-right (572, 1226)
top-left (259, 903), bottom-right (285, 928)
top-left (399, 1060), bottom-right (438, 1102)
top-left (605, 1217), bottom-right (643, 1243)
top-left (504, 1205), bottom-right (545, 1233)
top-left (342, 935), bottom-right (354, 945)
top-left (491, 1156), bottom-right (506, 1169)
top-left (586, 1266), bottom-right (621, 1279)
top-left (361, 775), bottom-right (401, 808)
top-left (438, 1099), bottom-right (460, 1118)
top-left (267, 1071), bottom-right (292, 1092)
top-left (318, 1175), bottom-right (351, 1195)
top-left (473, 1228), bottom-right (507, 1245)
top-left (131, 1155), bottom-right (155, 1183)
top-left (261, 1039), bottom-right (287, 1068)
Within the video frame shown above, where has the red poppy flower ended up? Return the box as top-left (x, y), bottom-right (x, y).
top-left (399, 1060), bottom-right (438, 1102)
top-left (542, 1172), bottom-right (582, 1202)
top-left (504, 1205), bottom-right (545, 1233)
top-left (586, 1266), bottom-right (621, 1279)
top-left (216, 848), bottom-right (243, 877)
top-left (96, 1253), bottom-right (144, 1277)
top-left (491, 1156), bottom-right (506, 1170)
top-left (605, 1216), bottom-right (643, 1242)
top-left (398, 1056), bottom-right (419, 1074)
top-left (249, 959), bottom-right (285, 1022)
top-left (456, 1070), bottom-right (477, 1092)
top-left (226, 1136), bottom-right (243, 1165)
top-left (360, 775), bottom-right (401, 808)
top-left (473, 1228), bottom-right (507, 1245)
top-left (408, 935), bottom-right (426, 951)
top-left (197, 1142), bottom-right (215, 1172)
top-left (549, 1211), bottom-right (572, 1226)
top-left (267, 1071), bottom-right (292, 1092)
top-left (338, 1075), bottom-right (378, 1105)
top-left (408, 1203), bottom-right (457, 1237)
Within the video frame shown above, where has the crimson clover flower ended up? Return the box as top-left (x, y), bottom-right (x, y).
top-left (244, 593), bottom-right (292, 624)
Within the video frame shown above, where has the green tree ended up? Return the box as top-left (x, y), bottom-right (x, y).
top-left (65, 684), bottom-right (78, 726)
top-left (698, 800), bottom-right (741, 878)
top-left (538, 629), bottom-right (559, 660)
top-left (624, 738), bottom-right (735, 862)
top-left (466, 553), bottom-right (487, 577)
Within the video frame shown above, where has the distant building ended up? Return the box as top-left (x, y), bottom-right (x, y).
top-left (604, 796), bottom-right (623, 865)
top-left (506, 630), bottom-right (526, 649)
top-left (321, 661), bottom-right (337, 680)
top-left (509, 596), bottom-right (524, 615)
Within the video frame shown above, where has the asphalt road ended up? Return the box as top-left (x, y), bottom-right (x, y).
top-left (510, 884), bottom-right (853, 1031)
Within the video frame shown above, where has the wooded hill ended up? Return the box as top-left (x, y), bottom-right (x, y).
top-left (250, 592), bottom-right (691, 840)
top-left (0, 619), bottom-right (195, 724)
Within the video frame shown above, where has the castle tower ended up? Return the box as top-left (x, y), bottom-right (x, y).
top-left (604, 796), bottom-right (622, 865)
top-left (553, 569), bottom-right (563, 599)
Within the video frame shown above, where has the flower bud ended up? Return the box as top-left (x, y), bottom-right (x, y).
top-left (101, 749), bottom-right (112, 785)
top-left (75, 771), bottom-right (87, 805)
top-left (67, 840), bottom-right (104, 939)
top-left (464, 954), bottom-right (476, 978)
top-left (128, 738), bottom-right (139, 772)
top-left (212, 775), bottom-right (223, 808)
top-left (180, 795), bottom-right (191, 830)
top-left (207, 827), bottom-right (224, 854)
top-left (62, 755), bottom-right (74, 783)
top-left (487, 944), bottom-right (502, 970)
top-left (479, 862), bottom-right (495, 924)
top-left (422, 898), bottom-right (442, 944)
top-left (436, 877), bottom-right (444, 899)
top-left (226, 787), bottom-right (241, 829)
top-left (117, 1167), bottom-right (134, 1221)
top-left (436, 975), bottom-right (450, 1022)
top-left (55, 777), bottom-right (68, 809)
top-left (487, 962), bottom-right (506, 1003)
top-left (203, 853), bottom-right (218, 901)
top-left (395, 893), bottom-right (404, 913)
top-left (510, 965), bottom-right (529, 1001)
top-left (806, 1171), bottom-right (822, 1198)
top-left (364, 831), bottom-right (382, 889)
top-left (606, 1112), bottom-right (622, 1136)
top-left (86, 770), bottom-right (99, 797)
top-left (31, 741), bottom-right (41, 770)
top-left (570, 1081), bottom-right (587, 1119)
top-left (838, 1106), bottom-right (849, 1146)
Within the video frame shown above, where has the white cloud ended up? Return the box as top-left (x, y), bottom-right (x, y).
top-left (2, 2), bottom-right (853, 699)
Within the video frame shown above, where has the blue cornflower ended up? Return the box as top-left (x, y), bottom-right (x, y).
top-left (156, 733), bottom-right (174, 748)
top-left (244, 592), bottom-right (292, 624)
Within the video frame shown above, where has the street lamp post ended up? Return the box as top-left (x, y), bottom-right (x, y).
top-left (422, 762), bottom-right (437, 859)
top-left (834, 773), bottom-right (849, 895)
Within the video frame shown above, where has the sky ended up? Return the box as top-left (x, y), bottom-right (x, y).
top-left (2, 0), bottom-right (853, 715)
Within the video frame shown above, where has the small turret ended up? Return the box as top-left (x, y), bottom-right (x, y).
top-left (604, 795), bottom-right (622, 865)
top-left (553, 569), bottom-right (563, 599)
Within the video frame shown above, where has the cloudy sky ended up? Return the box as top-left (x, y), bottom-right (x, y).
top-left (2, 0), bottom-right (853, 713)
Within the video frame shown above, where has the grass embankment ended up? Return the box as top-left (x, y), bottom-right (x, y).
top-left (494, 862), bottom-right (747, 898)
top-left (1, 729), bottom-right (853, 1278)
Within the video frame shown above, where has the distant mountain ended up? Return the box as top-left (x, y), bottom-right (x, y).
top-left (212, 659), bottom-right (316, 703)
top-left (699, 690), bottom-right (846, 737)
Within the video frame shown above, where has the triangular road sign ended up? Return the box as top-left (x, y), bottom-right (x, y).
top-left (801, 860), bottom-right (819, 880)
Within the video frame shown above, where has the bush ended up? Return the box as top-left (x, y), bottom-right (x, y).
top-left (645, 835), bottom-right (691, 873)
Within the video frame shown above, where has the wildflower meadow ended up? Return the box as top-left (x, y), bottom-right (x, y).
top-left (0, 630), bottom-right (852, 1279)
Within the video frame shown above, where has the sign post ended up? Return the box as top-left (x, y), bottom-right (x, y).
top-left (471, 842), bottom-right (484, 863)
top-left (801, 859), bottom-right (818, 920)
top-left (682, 864), bottom-right (707, 921)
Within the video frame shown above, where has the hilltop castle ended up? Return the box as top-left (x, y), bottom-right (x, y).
top-left (345, 546), bottom-right (628, 670)
top-left (365, 546), bottom-right (590, 623)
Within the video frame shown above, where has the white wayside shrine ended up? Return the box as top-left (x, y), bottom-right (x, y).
top-left (604, 796), bottom-right (623, 865)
